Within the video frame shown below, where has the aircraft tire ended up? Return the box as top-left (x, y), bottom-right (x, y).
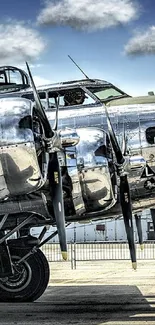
top-left (0, 247), bottom-right (50, 302)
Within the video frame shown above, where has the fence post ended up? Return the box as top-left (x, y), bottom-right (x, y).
top-left (74, 242), bottom-right (76, 269)
top-left (71, 241), bottom-right (77, 269)
top-left (71, 242), bottom-right (74, 269)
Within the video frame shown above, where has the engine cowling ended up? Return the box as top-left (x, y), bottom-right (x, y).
top-left (64, 127), bottom-right (117, 216)
top-left (0, 98), bottom-right (47, 200)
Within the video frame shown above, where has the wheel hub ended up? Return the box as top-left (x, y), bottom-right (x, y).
top-left (0, 256), bottom-right (32, 292)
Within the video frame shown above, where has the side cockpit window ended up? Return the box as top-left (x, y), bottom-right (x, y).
top-left (48, 88), bottom-right (95, 109)
top-left (146, 127), bottom-right (155, 144)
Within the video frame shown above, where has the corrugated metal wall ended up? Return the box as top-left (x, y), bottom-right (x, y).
top-left (31, 209), bottom-right (152, 242)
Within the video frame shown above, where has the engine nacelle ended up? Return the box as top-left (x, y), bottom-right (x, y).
top-left (64, 127), bottom-right (117, 217)
top-left (0, 98), bottom-right (47, 200)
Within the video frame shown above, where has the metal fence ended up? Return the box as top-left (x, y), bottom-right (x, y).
top-left (41, 241), bottom-right (155, 269)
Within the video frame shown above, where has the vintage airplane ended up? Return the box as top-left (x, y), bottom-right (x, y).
top-left (0, 62), bottom-right (154, 302)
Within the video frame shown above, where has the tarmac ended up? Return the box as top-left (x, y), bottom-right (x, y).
top-left (1, 260), bottom-right (155, 324)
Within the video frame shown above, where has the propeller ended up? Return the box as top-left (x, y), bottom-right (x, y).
top-left (53, 96), bottom-right (60, 131)
top-left (104, 106), bottom-right (137, 270)
top-left (134, 214), bottom-right (143, 250)
top-left (25, 62), bottom-right (53, 139)
top-left (26, 62), bottom-right (67, 260)
top-left (122, 123), bottom-right (127, 156)
top-left (150, 209), bottom-right (155, 232)
top-left (49, 95), bottom-right (67, 260)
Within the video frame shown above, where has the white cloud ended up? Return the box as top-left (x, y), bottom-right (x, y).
top-left (28, 63), bottom-right (44, 68)
top-left (125, 26), bottom-right (155, 55)
top-left (0, 22), bottom-right (46, 65)
top-left (18, 63), bottom-right (44, 70)
top-left (37, 0), bottom-right (139, 31)
top-left (33, 75), bottom-right (51, 86)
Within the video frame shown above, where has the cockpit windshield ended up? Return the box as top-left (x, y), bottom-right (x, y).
top-left (0, 66), bottom-right (30, 93)
top-left (87, 86), bottom-right (129, 102)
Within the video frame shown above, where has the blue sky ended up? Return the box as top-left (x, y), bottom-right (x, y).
top-left (1, 0), bottom-right (155, 96)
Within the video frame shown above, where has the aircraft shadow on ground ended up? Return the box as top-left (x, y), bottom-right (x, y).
top-left (38, 285), bottom-right (155, 323)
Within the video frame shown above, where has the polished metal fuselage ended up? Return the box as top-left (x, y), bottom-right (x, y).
top-left (46, 100), bottom-right (155, 219)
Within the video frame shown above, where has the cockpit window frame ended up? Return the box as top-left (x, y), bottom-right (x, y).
top-left (46, 86), bottom-right (99, 111)
top-left (86, 84), bottom-right (130, 103)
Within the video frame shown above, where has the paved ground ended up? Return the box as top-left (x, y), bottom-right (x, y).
top-left (1, 260), bottom-right (155, 324)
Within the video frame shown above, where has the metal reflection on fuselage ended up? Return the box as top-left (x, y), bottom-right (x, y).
top-left (75, 128), bottom-right (116, 212)
top-left (0, 98), bottom-right (45, 199)
top-left (47, 101), bottom-right (155, 217)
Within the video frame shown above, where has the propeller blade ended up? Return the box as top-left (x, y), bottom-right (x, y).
top-left (49, 152), bottom-right (67, 260)
top-left (26, 62), bottom-right (67, 259)
top-left (26, 61), bottom-right (53, 138)
top-left (135, 214), bottom-right (143, 250)
top-left (120, 175), bottom-right (136, 269)
top-left (51, 95), bottom-right (67, 259)
top-left (53, 95), bottom-right (60, 131)
top-left (150, 209), bottom-right (155, 232)
top-left (105, 106), bottom-right (124, 165)
top-left (122, 123), bottom-right (127, 156)
top-left (104, 105), bottom-right (136, 269)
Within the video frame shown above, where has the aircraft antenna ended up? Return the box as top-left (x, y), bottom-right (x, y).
top-left (68, 55), bottom-right (89, 79)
